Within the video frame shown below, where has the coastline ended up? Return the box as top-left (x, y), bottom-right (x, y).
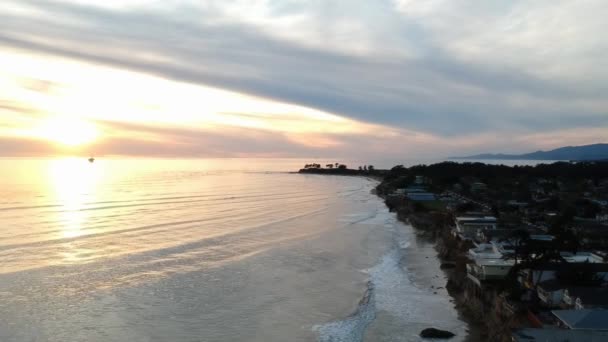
top-left (299, 167), bottom-right (484, 341)
top-left (394, 219), bottom-right (485, 342)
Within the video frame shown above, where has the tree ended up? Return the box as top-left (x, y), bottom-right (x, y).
top-left (412, 202), bottom-right (427, 213)
top-left (502, 228), bottom-right (579, 292)
top-left (338, 164), bottom-right (347, 170)
top-left (368, 165), bottom-right (375, 171)
top-left (455, 201), bottom-right (475, 213)
top-left (326, 164), bottom-right (334, 169)
top-left (556, 262), bottom-right (605, 286)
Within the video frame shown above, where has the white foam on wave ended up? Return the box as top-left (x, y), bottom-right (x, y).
top-left (313, 208), bottom-right (402, 342)
top-left (314, 203), bottom-right (461, 341)
top-left (313, 281), bottom-right (376, 342)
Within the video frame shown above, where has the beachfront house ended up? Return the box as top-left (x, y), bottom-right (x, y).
top-left (520, 253), bottom-right (608, 286)
top-left (562, 288), bottom-right (608, 310)
top-left (466, 242), bottom-right (514, 286)
top-left (466, 258), bottom-right (514, 286)
top-left (454, 216), bottom-right (497, 240)
top-left (512, 328), bottom-right (608, 341)
top-left (552, 309), bottom-right (608, 331)
top-left (537, 283), bottom-right (608, 310)
top-left (561, 251), bottom-right (606, 263)
top-left (406, 192), bottom-right (436, 201)
top-left (471, 182), bottom-right (487, 192)
top-left (537, 280), bottom-right (567, 308)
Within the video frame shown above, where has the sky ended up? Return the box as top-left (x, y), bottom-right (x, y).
top-left (0, 0), bottom-right (607, 160)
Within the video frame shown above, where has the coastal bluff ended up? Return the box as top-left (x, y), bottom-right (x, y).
top-left (298, 167), bottom-right (361, 175)
top-left (298, 164), bottom-right (387, 177)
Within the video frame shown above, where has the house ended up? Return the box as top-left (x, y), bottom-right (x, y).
top-left (466, 258), bottom-right (514, 286)
top-left (393, 188), bottom-right (406, 195)
top-left (552, 309), bottom-right (608, 330)
top-left (507, 200), bottom-right (529, 208)
top-left (468, 242), bottom-right (504, 260)
top-left (537, 279), bottom-right (567, 307)
top-left (591, 199), bottom-right (608, 207)
top-left (471, 182), bottom-right (487, 192)
top-left (562, 288), bottom-right (608, 310)
top-left (394, 186), bottom-right (426, 196)
top-left (476, 227), bottom-right (550, 244)
top-left (455, 216), bottom-right (497, 240)
top-left (520, 260), bottom-right (608, 291)
top-left (560, 251), bottom-right (605, 263)
top-left (467, 242), bottom-right (516, 284)
top-left (512, 328), bottom-right (608, 342)
top-left (477, 229), bottom-right (512, 243)
top-left (537, 283), bottom-right (608, 309)
top-left (406, 192), bottom-right (436, 201)
top-left (570, 222), bottom-right (608, 247)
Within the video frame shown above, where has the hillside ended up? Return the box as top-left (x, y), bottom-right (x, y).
top-left (453, 143), bottom-right (608, 161)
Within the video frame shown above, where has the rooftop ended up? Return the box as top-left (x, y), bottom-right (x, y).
top-left (566, 288), bottom-right (608, 306)
top-left (512, 328), bottom-right (608, 342)
top-left (406, 193), bottom-right (436, 201)
top-left (561, 252), bottom-right (605, 263)
top-left (456, 216), bottom-right (497, 223)
top-left (552, 309), bottom-right (608, 330)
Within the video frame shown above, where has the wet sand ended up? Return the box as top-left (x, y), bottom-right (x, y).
top-left (393, 231), bottom-right (483, 342)
top-left (362, 224), bottom-right (470, 342)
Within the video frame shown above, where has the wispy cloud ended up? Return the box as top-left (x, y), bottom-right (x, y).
top-left (0, 0), bottom-right (606, 158)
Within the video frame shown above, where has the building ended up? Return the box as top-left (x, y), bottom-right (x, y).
top-left (562, 288), bottom-right (608, 310)
top-left (406, 192), bottom-right (436, 201)
top-left (552, 309), bottom-right (608, 331)
top-left (466, 258), bottom-right (514, 286)
top-left (471, 182), bottom-right (487, 192)
top-left (466, 241), bottom-right (515, 286)
top-left (455, 216), bottom-right (497, 240)
top-left (537, 280), bottom-right (566, 308)
top-left (561, 252), bottom-right (605, 263)
top-left (512, 328), bottom-right (608, 341)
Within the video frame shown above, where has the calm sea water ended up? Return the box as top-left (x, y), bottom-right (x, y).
top-left (0, 158), bottom-right (470, 341)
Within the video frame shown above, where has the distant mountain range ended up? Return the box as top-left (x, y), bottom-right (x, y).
top-left (453, 143), bottom-right (608, 161)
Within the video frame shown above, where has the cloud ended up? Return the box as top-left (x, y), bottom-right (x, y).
top-left (0, 136), bottom-right (57, 156)
top-left (17, 77), bottom-right (59, 94)
top-left (0, 0), bottom-right (606, 159)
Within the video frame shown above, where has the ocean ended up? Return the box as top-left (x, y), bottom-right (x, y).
top-left (0, 158), bottom-right (468, 342)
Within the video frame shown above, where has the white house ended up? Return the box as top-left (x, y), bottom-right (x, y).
top-left (455, 216), bottom-right (497, 239)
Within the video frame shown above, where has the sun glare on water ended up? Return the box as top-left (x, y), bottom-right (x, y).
top-left (37, 116), bottom-right (99, 147)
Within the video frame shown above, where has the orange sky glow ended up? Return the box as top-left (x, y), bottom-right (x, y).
top-left (1, 0), bottom-right (606, 159)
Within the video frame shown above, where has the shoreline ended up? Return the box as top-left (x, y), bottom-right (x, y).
top-left (395, 218), bottom-right (485, 342)
top-left (301, 161), bottom-right (608, 341)
top-left (299, 168), bottom-right (485, 340)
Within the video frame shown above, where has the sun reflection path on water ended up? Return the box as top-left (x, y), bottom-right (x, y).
top-left (48, 158), bottom-right (102, 240)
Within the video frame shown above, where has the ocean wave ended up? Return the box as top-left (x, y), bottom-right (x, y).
top-left (314, 281), bottom-right (376, 342)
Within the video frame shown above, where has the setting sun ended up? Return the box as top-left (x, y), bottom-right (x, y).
top-left (36, 117), bottom-right (99, 147)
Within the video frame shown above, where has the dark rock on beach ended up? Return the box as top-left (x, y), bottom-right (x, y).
top-left (420, 328), bottom-right (456, 339)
